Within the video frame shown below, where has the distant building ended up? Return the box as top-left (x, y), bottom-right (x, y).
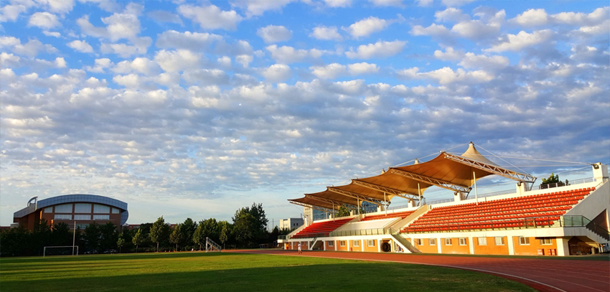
top-left (280, 218), bottom-right (304, 230)
top-left (12, 194), bottom-right (128, 230)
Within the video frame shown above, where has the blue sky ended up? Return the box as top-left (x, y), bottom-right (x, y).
top-left (1, 0), bottom-right (608, 226)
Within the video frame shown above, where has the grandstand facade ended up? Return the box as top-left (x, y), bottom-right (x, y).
top-left (280, 143), bottom-right (609, 256)
top-left (12, 194), bottom-right (129, 230)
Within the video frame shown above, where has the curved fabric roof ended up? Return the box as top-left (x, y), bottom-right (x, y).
top-left (14, 194), bottom-right (129, 225)
top-left (289, 142), bottom-right (535, 211)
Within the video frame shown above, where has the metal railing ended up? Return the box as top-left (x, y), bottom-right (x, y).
top-left (329, 228), bottom-right (389, 237)
top-left (539, 177), bottom-right (595, 190)
top-left (559, 215), bottom-right (610, 241)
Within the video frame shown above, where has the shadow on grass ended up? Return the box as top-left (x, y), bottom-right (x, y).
top-left (0, 262), bottom-right (535, 292)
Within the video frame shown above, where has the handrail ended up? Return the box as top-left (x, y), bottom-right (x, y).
top-left (559, 215), bottom-right (610, 241)
top-left (329, 228), bottom-right (389, 237)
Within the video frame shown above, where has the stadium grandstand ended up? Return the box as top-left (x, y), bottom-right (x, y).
top-left (12, 194), bottom-right (128, 231)
top-left (279, 142), bottom-right (609, 256)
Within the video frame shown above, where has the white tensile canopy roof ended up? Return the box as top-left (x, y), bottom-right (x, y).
top-left (290, 142), bottom-right (536, 211)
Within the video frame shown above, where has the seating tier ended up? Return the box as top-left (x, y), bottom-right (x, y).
top-left (291, 218), bottom-right (353, 238)
top-left (402, 187), bottom-right (595, 233)
top-left (361, 210), bottom-right (415, 222)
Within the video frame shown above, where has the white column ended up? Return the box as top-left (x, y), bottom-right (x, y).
top-left (507, 236), bottom-right (515, 255)
top-left (291, 242), bottom-right (294, 250)
top-left (377, 239), bottom-right (381, 252)
top-left (556, 237), bottom-right (569, 256)
top-left (334, 240), bottom-right (337, 251)
top-left (360, 239), bottom-right (364, 252)
top-left (468, 237), bottom-right (474, 254)
top-left (323, 241), bottom-right (326, 251)
top-left (437, 237), bottom-right (442, 254)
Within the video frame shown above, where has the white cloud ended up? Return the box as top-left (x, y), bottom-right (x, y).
top-left (236, 55), bottom-right (253, 68)
top-left (0, 36), bottom-right (20, 48)
top-left (511, 9), bottom-right (548, 27)
top-left (43, 31), bottom-right (61, 38)
top-left (398, 66), bottom-right (493, 84)
top-left (451, 10), bottom-right (505, 40)
top-left (368, 0), bottom-right (403, 6)
top-left (310, 26), bottom-right (342, 41)
top-left (410, 23), bottom-right (451, 37)
top-left (178, 4), bottom-right (242, 30)
top-left (231, 0), bottom-right (293, 17)
top-left (55, 57), bottom-right (67, 68)
top-left (0, 52), bottom-right (20, 68)
top-left (44, 0), bottom-right (75, 14)
top-left (68, 40), bottom-right (94, 53)
top-left (100, 41), bottom-right (150, 58)
top-left (435, 8), bottom-right (469, 23)
top-left (578, 19), bottom-right (610, 35)
top-left (552, 7), bottom-right (609, 26)
top-left (458, 52), bottom-right (509, 70)
top-left (442, 0), bottom-right (476, 7)
top-left (433, 47), bottom-right (464, 61)
top-left (0, 4), bottom-right (28, 22)
top-left (262, 64), bottom-right (292, 82)
top-left (156, 30), bottom-right (223, 52)
top-left (257, 25), bottom-right (292, 43)
top-left (323, 0), bottom-right (352, 7)
top-left (416, 0), bottom-right (433, 6)
top-left (343, 16), bottom-right (397, 38)
top-left (28, 12), bottom-right (60, 29)
top-left (266, 45), bottom-right (325, 64)
top-left (218, 56), bottom-right (231, 67)
top-left (113, 57), bottom-right (159, 75)
top-left (485, 29), bottom-right (553, 52)
top-left (345, 40), bottom-right (406, 59)
top-left (310, 63), bottom-right (346, 79)
top-left (86, 58), bottom-right (113, 73)
top-left (347, 62), bottom-right (379, 75)
top-left (154, 49), bottom-right (201, 72)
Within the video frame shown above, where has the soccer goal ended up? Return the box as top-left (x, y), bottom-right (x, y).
top-left (43, 246), bottom-right (79, 257)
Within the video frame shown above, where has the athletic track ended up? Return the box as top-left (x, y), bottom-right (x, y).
top-left (230, 250), bottom-right (610, 292)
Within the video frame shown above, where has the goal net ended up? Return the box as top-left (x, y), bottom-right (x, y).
top-left (43, 246), bottom-right (79, 257)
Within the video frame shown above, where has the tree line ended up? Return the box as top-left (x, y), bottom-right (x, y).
top-left (1, 202), bottom-right (290, 257)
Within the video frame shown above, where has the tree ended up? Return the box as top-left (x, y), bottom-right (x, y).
top-left (84, 223), bottom-right (101, 253)
top-left (132, 228), bottom-right (144, 253)
top-left (99, 222), bottom-right (118, 252)
top-left (541, 173), bottom-right (568, 188)
top-left (169, 224), bottom-right (184, 251)
top-left (219, 222), bottom-right (230, 248)
top-left (193, 222), bottom-right (206, 250)
top-left (181, 218), bottom-right (197, 249)
top-left (51, 222), bottom-right (71, 246)
top-left (335, 206), bottom-right (350, 217)
top-left (150, 216), bottom-right (169, 252)
top-left (232, 211), bottom-right (257, 248)
top-left (117, 236), bottom-right (125, 253)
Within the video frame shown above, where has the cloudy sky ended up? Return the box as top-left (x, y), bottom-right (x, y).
top-left (1, 0), bottom-right (608, 226)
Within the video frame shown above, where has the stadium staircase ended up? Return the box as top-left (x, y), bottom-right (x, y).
top-left (402, 187), bottom-right (596, 233)
top-left (391, 234), bottom-right (419, 253)
top-left (291, 218), bottom-right (353, 239)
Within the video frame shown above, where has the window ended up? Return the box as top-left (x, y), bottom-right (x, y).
top-left (478, 237), bottom-right (487, 246)
top-left (540, 238), bottom-right (553, 245)
top-left (415, 239), bottom-right (422, 246)
top-left (444, 238), bottom-right (452, 246)
top-left (54, 204), bottom-right (72, 213)
top-left (74, 215), bottom-right (91, 220)
top-left (54, 214), bottom-right (72, 220)
top-left (353, 240), bottom-right (360, 247)
top-left (93, 204), bottom-right (110, 214)
top-left (74, 203), bottom-right (91, 213)
top-left (112, 208), bottom-right (119, 214)
top-left (328, 241), bottom-right (334, 247)
top-left (93, 215), bottom-right (109, 220)
top-left (459, 238), bottom-right (467, 246)
top-left (495, 237), bottom-right (505, 246)
top-left (367, 240), bottom-right (375, 247)
top-left (340, 241), bottom-right (346, 247)
top-left (76, 224), bottom-right (89, 229)
top-left (519, 237), bottom-right (530, 245)
top-left (44, 207), bottom-right (53, 213)
top-left (429, 238), bottom-right (436, 246)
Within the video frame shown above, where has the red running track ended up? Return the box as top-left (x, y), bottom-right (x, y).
top-left (230, 250), bottom-right (610, 292)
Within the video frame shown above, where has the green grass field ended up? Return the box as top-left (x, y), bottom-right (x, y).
top-left (0, 252), bottom-right (536, 292)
